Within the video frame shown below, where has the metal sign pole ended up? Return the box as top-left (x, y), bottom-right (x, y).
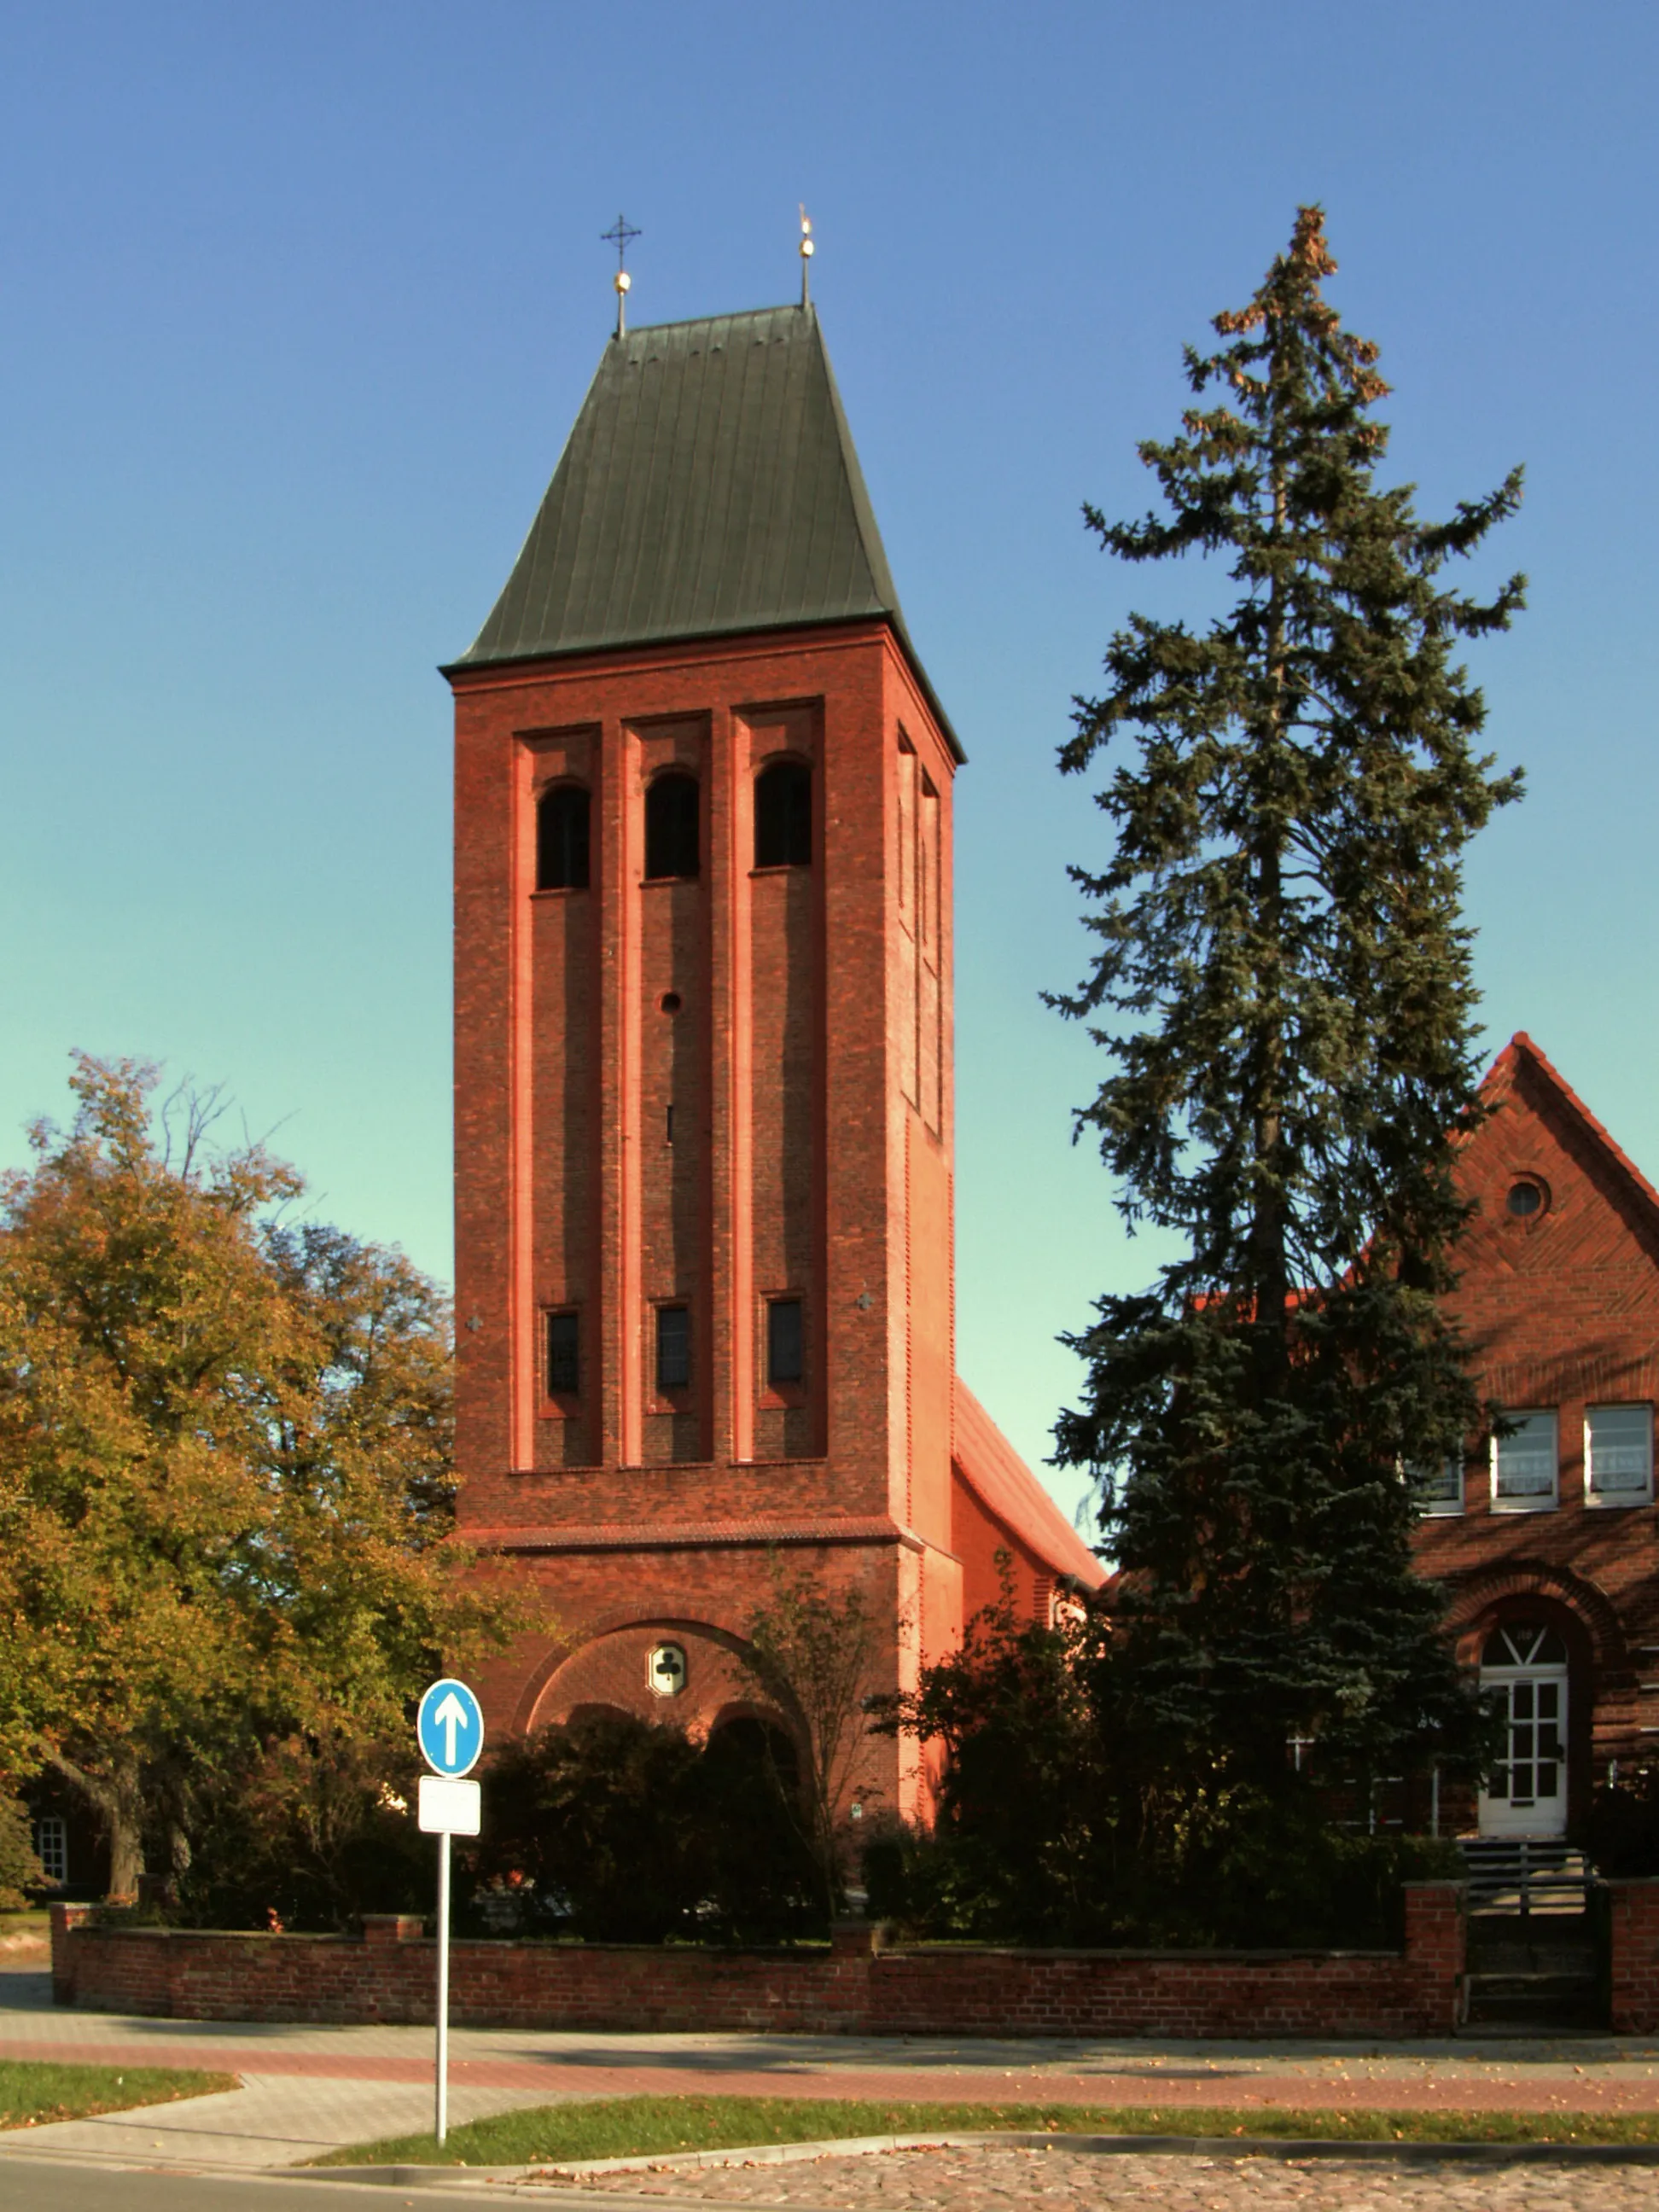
top-left (435, 1828), bottom-right (451, 2145)
top-left (415, 1677), bottom-right (483, 2154)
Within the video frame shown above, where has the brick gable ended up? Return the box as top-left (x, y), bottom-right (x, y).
top-left (1414, 1032), bottom-right (1659, 1836)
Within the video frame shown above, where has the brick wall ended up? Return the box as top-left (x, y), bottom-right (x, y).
top-left (1608, 1879), bottom-right (1659, 2033)
top-left (50, 1884), bottom-right (1464, 2040)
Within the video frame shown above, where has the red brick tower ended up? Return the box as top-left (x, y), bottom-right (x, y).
top-left (447, 301), bottom-right (1099, 1820)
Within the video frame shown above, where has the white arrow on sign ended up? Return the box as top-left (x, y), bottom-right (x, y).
top-left (431, 1690), bottom-right (471, 1769)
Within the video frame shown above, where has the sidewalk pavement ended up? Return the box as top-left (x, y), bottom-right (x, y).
top-left (11, 1959), bottom-right (1659, 2175)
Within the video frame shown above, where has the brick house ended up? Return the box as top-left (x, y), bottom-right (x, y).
top-left (445, 297), bottom-right (1101, 1824)
top-left (1417, 1031), bottom-right (1659, 1841)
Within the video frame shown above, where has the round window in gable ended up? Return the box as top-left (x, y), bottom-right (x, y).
top-left (1506, 1177), bottom-right (1548, 1220)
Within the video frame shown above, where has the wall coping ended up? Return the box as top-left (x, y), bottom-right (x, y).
top-left (59, 1923), bottom-right (1418, 1965)
top-left (894, 1942), bottom-right (1406, 1963)
top-left (69, 1924), bottom-right (354, 1944)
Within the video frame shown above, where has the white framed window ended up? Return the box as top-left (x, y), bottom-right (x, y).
top-left (1586, 1404), bottom-right (1654, 1506)
top-left (1492, 1409), bottom-right (1559, 1511)
top-left (1413, 1456), bottom-right (1464, 1516)
top-left (32, 1814), bottom-right (66, 1887)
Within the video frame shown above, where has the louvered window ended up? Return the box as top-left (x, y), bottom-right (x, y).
top-left (537, 785), bottom-right (591, 890)
top-left (754, 761), bottom-right (812, 868)
top-left (645, 773), bottom-right (700, 881)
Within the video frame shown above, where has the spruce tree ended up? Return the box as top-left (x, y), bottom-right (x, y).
top-left (1053, 207), bottom-right (1523, 1793)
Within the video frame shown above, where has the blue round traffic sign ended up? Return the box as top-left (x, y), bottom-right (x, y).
top-left (417, 1678), bottom-right (485, 1778)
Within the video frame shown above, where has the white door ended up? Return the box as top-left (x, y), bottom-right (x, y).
top-left (1478, 1622), bottom-right (1569, 1837)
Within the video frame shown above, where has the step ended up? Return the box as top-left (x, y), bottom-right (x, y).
top-left (1465, 1970), bottom-right (1604, 2029)
top-left (1468, 1942), bottom-right (1596, 1976)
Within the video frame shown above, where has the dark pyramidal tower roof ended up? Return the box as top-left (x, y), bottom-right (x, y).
top-left (451, 301), bottom-right (960, 758)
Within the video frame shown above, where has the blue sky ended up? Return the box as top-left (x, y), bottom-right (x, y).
top-left (2, 3), bottom-right (1653, 1520)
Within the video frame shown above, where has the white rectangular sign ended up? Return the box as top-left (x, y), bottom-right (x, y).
top-left (417, 1774), bottom-right (481, 1837)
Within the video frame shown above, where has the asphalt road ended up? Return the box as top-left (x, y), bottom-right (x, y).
top-left (0, 2167), bottom-right (514, 2210)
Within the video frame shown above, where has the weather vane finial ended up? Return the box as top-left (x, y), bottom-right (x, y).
top-left (799, 206), bottom-right (814, 308)
top-left (601, 213), bottom-right (641, 338)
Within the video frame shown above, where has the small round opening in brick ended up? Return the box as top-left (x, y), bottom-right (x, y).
top-left (1507, 1178), bottom-right (1547, 1220)
top-left (659, 992), bottom-right (681, 1013)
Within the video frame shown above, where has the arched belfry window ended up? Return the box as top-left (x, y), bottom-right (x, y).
top-left (644, 771), bottom-right (700, 881)
top-left (754, 760), bottom-right (812, 869)
top-left (537, 784), bottom-right (591, 891)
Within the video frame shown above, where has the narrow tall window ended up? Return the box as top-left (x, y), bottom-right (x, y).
top-left (1587, 1404), bottom-right (1653, 1505)
top-left (656, 1305), bottom-right (691, 1391)
top-left (644, 772), bottom-right (699, 881)
top-left (545, 1311), bottom-right (579, 1396)
top-left (767, 1297), bottom-right (804, 1385)
top-left (33, 1814), bottom-right (67, 1887)
top-left (754, 760), bottom-right (812, 868)
top-left (1493, 1410), bottom-right (1559, 1510)
top-left (537, 784), bottom-right (591, 890)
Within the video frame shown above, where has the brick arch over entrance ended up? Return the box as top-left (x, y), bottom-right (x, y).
top-left (519, 1610), bottom-right (765, 1739)
top-left (509, 1595), bottom-right (760, 1734)
top-left (1445, 1561), bottom-right (1628, 1679)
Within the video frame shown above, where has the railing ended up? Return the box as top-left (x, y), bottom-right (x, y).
top-left (1460, 1838), bottom-right (1591, 1916)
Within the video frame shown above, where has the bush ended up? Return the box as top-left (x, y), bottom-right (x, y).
top-left (172, 1732), bottom-right (430, 1931)
top-left (863, 1810), bottom-right (1458, 1951)
top-left (1588, 1768), bottom-right (1659, 1876)
top-left (0, 1802), bottom-right (44, 1910)
top-left (463, 1712), bottom-right (823, 1944)
top-left (869, 1576), bottom-right (1465, 1951)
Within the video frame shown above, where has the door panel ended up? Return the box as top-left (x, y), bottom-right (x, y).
top-left (1479, 1667), bottom-right (1569, 1837)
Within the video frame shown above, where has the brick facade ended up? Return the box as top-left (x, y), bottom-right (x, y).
top-left (50, 1889), bottom-right (1464, 2039)
top-left (1415, 1033), bottom-right (1659, 1836)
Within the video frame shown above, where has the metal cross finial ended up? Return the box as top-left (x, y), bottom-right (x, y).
top-left (602, 213), bottom-right (642, 337)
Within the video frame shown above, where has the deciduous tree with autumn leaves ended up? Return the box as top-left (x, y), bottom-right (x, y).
top-left (0, 1054), bottom-right (527, 1903)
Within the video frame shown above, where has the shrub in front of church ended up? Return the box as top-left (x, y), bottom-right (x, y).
top-left (168, 1731), bottom-right (430, 1932)
top-left (462, 1711), bottom-right (822, 1944)
top-left (871, 1583), bottom-right (1462, 1949)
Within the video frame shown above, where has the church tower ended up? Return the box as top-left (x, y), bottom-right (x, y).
top-left (447, 298), bottom-right (1098, 1820)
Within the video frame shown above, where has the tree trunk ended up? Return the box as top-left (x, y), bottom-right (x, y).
top-left (1249, 370), bottom-right (1292, 1397)
top-left (48, 1749), bottom-right (147, 1903)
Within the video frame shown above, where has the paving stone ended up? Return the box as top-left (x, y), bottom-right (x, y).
top-left (568, 2145), bottom-right (1659, 2212)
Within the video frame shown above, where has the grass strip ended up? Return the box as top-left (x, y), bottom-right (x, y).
top-left (0, 2059), bottom-right (236, 2130)
top-left (314, 2093), bottom-right (1659, 2168)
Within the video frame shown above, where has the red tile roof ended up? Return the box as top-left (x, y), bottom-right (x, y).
top-left (466, 1515), bottom-right (923, 1555)
top-left (952, 1377), bottom-right (1106, 1587)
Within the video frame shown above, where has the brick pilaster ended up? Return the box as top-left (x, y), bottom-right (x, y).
top-left (1607, 1878), bottom-right (1659, 2033)
top-left (1401, 1880), bottom-right (1465, 2032)
top-left (361, 1914), bottom-right (425, 1945)
top-left (49, 1900), bottom-right (92, 2007)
